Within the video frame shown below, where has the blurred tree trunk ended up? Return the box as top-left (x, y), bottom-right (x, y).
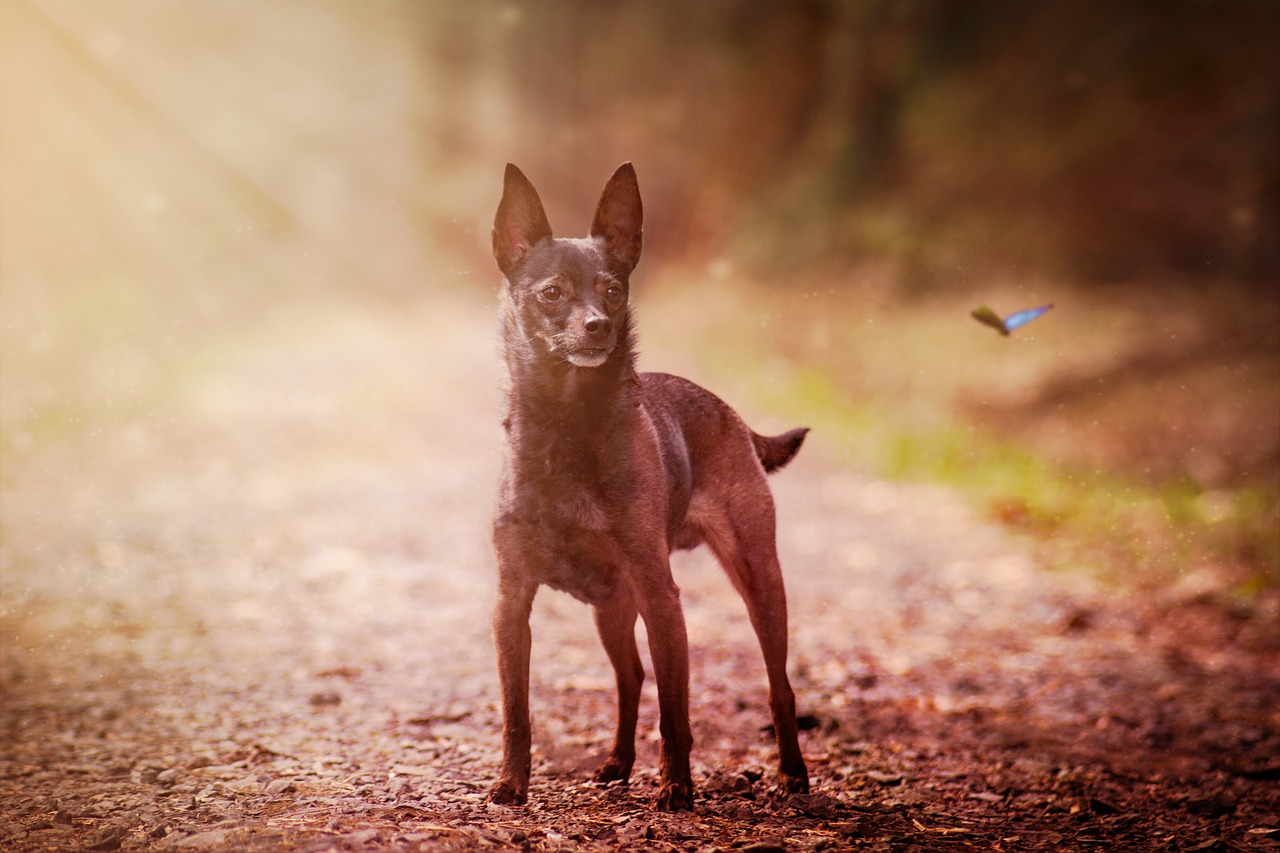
top-left (821, 0), bottom-right (997, 201)
top-left (825, 0), bottom-right (913, 200)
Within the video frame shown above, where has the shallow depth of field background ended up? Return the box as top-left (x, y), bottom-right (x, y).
top-left (2, 0), bottom-right (1277, 594)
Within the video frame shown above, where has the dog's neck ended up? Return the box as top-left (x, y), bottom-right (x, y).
top-left (501, 308), bottom-right (639, 450)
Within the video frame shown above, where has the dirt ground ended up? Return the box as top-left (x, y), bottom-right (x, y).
top-left (1, 292), bottom-right (1278, 852)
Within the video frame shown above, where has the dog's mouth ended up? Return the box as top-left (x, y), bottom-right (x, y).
top-left (565, 347), bottom-right (611, 368)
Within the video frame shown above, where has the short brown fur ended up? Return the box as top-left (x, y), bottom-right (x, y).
top-left (489, 163), bottom-right (809, 811)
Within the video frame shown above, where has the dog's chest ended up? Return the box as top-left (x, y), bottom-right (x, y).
top-left (498, 456), bottom-right (630, 604)
top-left (495, 385), bottom-right (644, 603)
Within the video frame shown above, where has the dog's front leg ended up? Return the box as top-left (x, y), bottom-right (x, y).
top-left (592, 591), bottom-right (643, 785)
top-left (631, 566), bottom-right (694, 811)
top-left (490, 573), bottom-right (537, 805)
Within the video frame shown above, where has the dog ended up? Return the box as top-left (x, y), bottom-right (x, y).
top-left (488, 162), bottom-right (810, 811)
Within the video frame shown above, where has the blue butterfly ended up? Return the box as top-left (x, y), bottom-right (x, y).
top-left (971, 303), bottom-right (1053, 336)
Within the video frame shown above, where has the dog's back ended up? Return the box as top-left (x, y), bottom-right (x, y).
top-left (640, 372), bottom-right (807, 472)
top-left (637, 372), bottom-right (806, 551)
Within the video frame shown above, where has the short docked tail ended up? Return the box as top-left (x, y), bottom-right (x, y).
top-left (752, 427), bottom-right (809, 473)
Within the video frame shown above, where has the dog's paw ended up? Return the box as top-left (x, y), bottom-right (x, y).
top-left (654, 780), bottom-right (694, 812)
top-left (780, 771), bottom-right (810, 796)
top-left (489, 779), bottom-right (528, 806)
top-left (593, 756), bottom-right (633, 785)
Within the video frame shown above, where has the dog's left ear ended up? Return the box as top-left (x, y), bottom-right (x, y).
top-left (591, 163), bottom-right (643, 274)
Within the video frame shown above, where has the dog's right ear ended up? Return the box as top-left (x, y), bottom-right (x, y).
top-left (591, 162), bottom-right (643, 274)
top-left (493, 164), bottom-right (553, 277)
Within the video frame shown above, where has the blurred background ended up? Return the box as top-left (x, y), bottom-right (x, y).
top-left (2, 0), bottom-right (1277, 591)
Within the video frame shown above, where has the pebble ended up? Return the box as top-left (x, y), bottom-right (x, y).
top-left (740, 843), bottom-right (787, 853)
top-left (223, 775), bottom-right (262, 794)
top-left (340, 829), bottom-right (381, 845)
top-left (86, 825), bottom-right (128, 851)
top-left (309, 691), bottom-right (342, 707)
top-left (173, 828), bottom-right (237, 850)
top-left (135, 766), bottom-right (163, 784)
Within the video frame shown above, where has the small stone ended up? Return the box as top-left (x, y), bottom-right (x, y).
top-left (87, 828), bottom-right (126, 851)
top-left (340, 829), bottom-right (380, 845)
top-left (265, 779), bottom-right (296, 796)
top-left (791, 792), bottom-right (844, 819)
top-left (174, 828), bottom-right (236, 850)
top-left (741, 842), bottom-right (787, 853)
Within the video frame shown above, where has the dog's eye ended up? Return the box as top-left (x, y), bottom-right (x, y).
top-left (606, 285), bottom-right (623, 301)
top-left (540, 285), bottom-right (562, 302)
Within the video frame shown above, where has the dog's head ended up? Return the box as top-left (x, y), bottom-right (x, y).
top-left (493, 163), bottom-right (642, 369)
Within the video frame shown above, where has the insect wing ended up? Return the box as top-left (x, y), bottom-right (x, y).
top-left (970, 305), bottom-right (1010, 335)
top-left (1002, 303), bottom-right (1053, 331)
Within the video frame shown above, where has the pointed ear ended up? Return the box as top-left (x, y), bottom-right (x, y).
top-left (493, 164), bottom-right (552, 276)
top-left (590, 162), bottom-right (643, 273)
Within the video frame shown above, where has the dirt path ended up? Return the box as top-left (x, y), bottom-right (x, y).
top-left (2, 292), bottom-right (1277, 852)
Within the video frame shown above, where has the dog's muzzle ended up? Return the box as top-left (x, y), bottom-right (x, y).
top-left (566, 315), bottom-right (614, 367)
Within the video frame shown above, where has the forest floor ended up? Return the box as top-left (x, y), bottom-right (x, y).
top-left (1, 291), bottom-right (1278, 852)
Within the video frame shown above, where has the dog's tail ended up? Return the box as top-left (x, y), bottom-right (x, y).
top-left (753, 427), bottom-right (809, 474)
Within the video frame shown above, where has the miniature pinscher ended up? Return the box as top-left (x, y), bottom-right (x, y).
top-left (488, 162), bottom-right (809, 811)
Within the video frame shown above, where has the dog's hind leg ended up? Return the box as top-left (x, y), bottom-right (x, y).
top-left (700, 487), bottom-right (810, 795)
top-left (592, 592), bottom-right (644, 785)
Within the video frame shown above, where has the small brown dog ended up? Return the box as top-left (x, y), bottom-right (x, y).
top-left (489, 162), bottom-right (809, 811)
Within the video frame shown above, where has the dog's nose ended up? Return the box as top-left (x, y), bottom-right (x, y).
top-left (584, 316), bottom-right (613, 338)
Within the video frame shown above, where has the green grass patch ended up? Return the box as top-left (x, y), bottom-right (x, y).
top-left (644, 270), bottom-right (1279, 595)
